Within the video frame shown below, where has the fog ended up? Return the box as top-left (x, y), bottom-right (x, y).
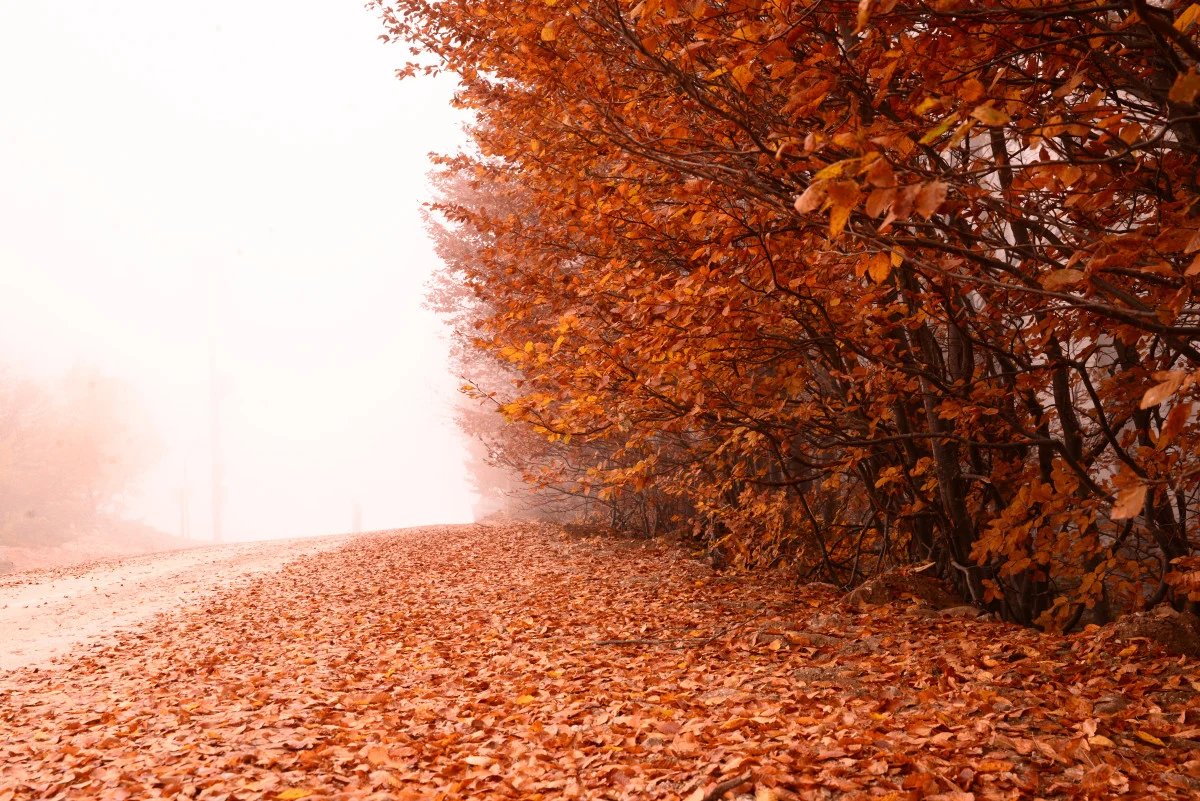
top-left (0, 2), bottom-right (474, 549)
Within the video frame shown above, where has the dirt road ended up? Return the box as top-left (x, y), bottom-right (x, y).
top-left (0, 534), bottom-right (358, 671)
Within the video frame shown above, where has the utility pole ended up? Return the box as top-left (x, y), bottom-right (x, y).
top-left (180, 462), bottom-right (191, 539)
top-left (209, 347), bottom-right (224, 543)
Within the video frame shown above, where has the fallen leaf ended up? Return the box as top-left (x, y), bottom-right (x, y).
top-left (1135, 731), bottom-right (1166, 747)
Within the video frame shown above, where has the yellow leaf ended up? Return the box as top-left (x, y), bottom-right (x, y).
top-left (731, 25), bottom-right (760, 42)
top-left (277, 790), bottom-right (313, 800)
top-left (1117, 644), bottom-right (1138, 657)
top-left (732, 64), bottom-right (754, 92)
top-left (970, 105), bottom-right (1010, 126)
top-left (1176, 4), bottom-right (1200, 31)
top-left (541, 22), bottom-right (558, 41)
top-left (1088, 735), bottom-right (1115, 748)
top-left (919, 112), bottom-right (959, 144)
top-left (464, 755), bottom-right (494, 766)
top-left (829, 204), bottom-right (852, 238)
top-left (515, 695), bottom-right (536, 705)
top-left (914, 96), bottom-right (942, 115)
top-left (814, 159), bottom-right (853, 181)
top-left (1135, 730), bottom-right (1166, 747)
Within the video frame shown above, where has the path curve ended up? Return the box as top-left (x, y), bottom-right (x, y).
top-left (0, 534), bottom-right (360, 671)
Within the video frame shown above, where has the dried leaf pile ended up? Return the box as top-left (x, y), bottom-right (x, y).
top-left (2, 523), bottom-right (1199, 800)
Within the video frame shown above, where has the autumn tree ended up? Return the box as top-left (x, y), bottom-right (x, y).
top-left (386, 0), bottom-right (1200, 627)
top-left (0, 367), bottom-right (158, 548)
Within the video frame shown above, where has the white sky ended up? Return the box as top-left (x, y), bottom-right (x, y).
top-left (0, 2), bottom-right (476, 540)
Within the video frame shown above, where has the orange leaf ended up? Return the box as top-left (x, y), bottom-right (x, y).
top-left (1170, 70), bottom-right (1200, 104)
top-left (864, 158), bottom-right (895, 187)
top-left (1141, 372), bottom-right (1185, 408)
top-left (914, 181), bottom-right (948, 219)
top-left (827, 181), bottom-right (861, 237)
top-left (865, 186), bottom-right (895, 218)
top-left (1158, 402), bottom-right (1193, 450)
top-left (970, 105), bottom-right (1010, 126)
top-left (1111, 484), bottom-right (1147, 520)
top-left (366, 746), bottom-right (397, 768)
top-left (868, 252), bottom-right (892, 283)
top-left (1187, 252), bottom-right (1200, 276)
top-left (794, 181), bottom-right (829, 214)
top-left (1040, 269), bottom-right (1085, 291)
top-left (959, 78), bottom-right (985, 103)
top-left (856, 0), bottom-right (874, 32)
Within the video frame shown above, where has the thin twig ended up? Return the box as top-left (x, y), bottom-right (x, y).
top-left (701, 771), bottom-right (752, 801)
top-left (755, 628), bottom-right (843, 647)
top-left (692, 609), bottom-right (768, 647)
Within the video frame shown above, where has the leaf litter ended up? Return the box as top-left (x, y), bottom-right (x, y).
top-left (1, 522), bottom-right (1198, 800)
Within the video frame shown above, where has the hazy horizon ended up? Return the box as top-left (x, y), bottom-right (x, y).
top-left (0, 2), bottom-right (477, 543)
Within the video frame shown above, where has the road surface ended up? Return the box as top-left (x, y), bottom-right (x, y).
top-left (0, 534), bottom-right (358, 671)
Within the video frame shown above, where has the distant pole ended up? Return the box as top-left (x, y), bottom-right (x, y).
top-left (180, 463), bottom-right (191, 539)
top-left (203, 261), bottom-right (225, 544)
top-left (209, 347), bottom-right (224, 543)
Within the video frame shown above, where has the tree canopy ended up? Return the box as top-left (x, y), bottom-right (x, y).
top-left (383, 0), bottom-right (1200, 628)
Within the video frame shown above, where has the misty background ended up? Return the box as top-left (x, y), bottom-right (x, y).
top-left (0, 2), bottom-right (475, 553)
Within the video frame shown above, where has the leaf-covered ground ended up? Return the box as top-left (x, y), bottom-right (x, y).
top-left (1, 523), bottom-right (1198, 800)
